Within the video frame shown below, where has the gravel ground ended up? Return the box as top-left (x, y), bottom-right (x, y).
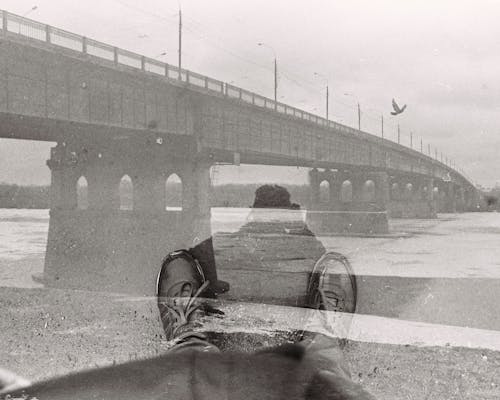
top-left (1, 286), bottom-right (500, 399)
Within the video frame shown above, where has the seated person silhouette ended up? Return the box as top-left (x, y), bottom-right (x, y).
top-left (0, 185), bottom-right (375, 399)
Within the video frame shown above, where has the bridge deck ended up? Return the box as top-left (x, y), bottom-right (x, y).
top-left (0, 9), bottom-right (474, 189)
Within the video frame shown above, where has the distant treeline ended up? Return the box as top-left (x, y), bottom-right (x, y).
top-left (0, 182), bottom-right (311, 209)
top-left (209, 183), bottom-right (310, 208)
top-left (0, 184), bottom-right (50, 209)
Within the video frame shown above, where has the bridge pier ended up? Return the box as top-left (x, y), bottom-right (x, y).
top-left (42, 140), bottom-right (213, 294)
top-left (387, 175), bottom-right (437, 218)
top-left (440, 182), bottom-right (457, 213)
top-left (306, 168), bottom-right (389, 234)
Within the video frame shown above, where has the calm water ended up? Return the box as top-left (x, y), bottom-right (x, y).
top-left (0, 207), bottom-right (308, 261)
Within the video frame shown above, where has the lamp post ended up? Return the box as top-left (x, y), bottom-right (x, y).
top-left (313, 72), bottom-right (329, 120)
top-left (357, 103), bottom-right (361, 131)
top-left (19, 5), bottom-right (38, 34)
top-left (22, 5), bottom-right (38, 17)
top-left (381, 114), bottom-right (384, 138)
top-left (257, 42), bottom-right (277, 107)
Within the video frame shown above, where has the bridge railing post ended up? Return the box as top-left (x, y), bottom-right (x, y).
top-left (82, 36), bottom-right (87, 54)
top-left (113, 47), bottom-right (118, 64)
top-left (45, 24), bottom-right (51, 43)
top-left (2, 11), bottom-right (7, 35)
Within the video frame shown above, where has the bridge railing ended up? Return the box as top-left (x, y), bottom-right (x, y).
top-left (0, 9), bottom-right (470, 184)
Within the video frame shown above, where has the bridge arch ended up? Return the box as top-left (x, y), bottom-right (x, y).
top-left (421, 185), bottom-right (429, 200)
top-left (319, 180), bottom-right (330, 205)
top-left (391, 182), bottom-right (401, 200)
top-left (165, 173), bottom-right (183, 211)
top-left (76, 176), bottom-right (88, 210)
top-left (119, 174), bottom-right (133, 210)
top-left (403, 183), bottom-right (413, 200)
top-left (362, 180), bottom-right (376, 202)
top-left (340, 180), bottom-right (353, 202)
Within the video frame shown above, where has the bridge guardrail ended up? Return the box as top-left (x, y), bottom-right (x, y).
top-left (0, 9), bottom-right (472, 186)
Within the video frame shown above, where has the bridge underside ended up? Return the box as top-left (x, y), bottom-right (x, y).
top-left (32, 133), bottom-right (481, 295)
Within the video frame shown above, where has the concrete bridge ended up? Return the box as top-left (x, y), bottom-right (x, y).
top-left (0, 10), bottom-right (480, 293)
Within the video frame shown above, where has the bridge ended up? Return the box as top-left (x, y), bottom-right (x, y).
top-left (0, 10), bottom-right (481, 293)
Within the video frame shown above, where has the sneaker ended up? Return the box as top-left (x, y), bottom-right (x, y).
top-left (156, 250), bottom-right (212, 343)
top-left (306, 252), bottom-right (357, 313)
top-left (303, 252), bottom-right (357, 345)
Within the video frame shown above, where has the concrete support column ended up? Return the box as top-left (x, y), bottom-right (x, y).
top-left (329, 175), bottom-right (343, 210)
top-left (411, 179), bottom-right (423, 201)
top-left (425, 178), bottom-right (434, 201)
top-left (46, 144), bottom-right (78, 210)
top-left (373, 171), bottom-right (390, 210)
top-left (308, 168), bottom-right (320, 210)
top-left (457, 187), bottom-right (466, 212)
top-left (351, 173), bottom-right (365, 207)
top-left (445, 182), bottom-right (457, 213)
top-left (86, 165), bottom-right (119, 210)
top-left (425, 177), bottom-right (437, 217)
top-left (134, 171), bottom-right (165, 212)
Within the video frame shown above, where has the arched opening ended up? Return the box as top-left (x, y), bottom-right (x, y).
top-left (391, 183), bottom-right (400, 200)
top-left (165, 173), bottom-right (183, 211)
top-left (119, 174), bottom-right (133, 210)
top-left (404, 183), bottom-right (413, 200)
top-left (340, 180), bottom-right (353, 202)
top-left (319, 180), bottom-right (330, 204)
top-left (362, 180), bottom-right (375, 202)
top-left (421, 185), bottom-right (428, 200)
top-left (76, 176), bottom-right (88, 210)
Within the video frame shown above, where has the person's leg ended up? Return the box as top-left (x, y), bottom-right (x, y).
top-left (301, 252), bottom-right (378, 399)
top-left (189, 237), bottom-right (229, 297)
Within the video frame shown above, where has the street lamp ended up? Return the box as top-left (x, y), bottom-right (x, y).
top-left (257, 42), bottom-right (277, 106)
top-left (18, 6), bottom-right (38, 34)
top-left (313, 72), bottom-right (329, 121)
top-left (22, 5), bottom-right (38, 17)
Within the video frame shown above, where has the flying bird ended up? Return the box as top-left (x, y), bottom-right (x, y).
top-left (391, 98), bottom-right (407, 116)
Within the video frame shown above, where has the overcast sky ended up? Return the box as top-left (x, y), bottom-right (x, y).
top-left (1, 0), bottom-right (499, 187)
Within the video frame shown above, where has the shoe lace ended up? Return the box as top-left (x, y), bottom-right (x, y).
top-left (318, 287), bottom-right (345, 312)
top-left (162, 280), bottom-right (211, 342)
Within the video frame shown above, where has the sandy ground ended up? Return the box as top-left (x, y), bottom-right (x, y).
top-left (1, 287), bottom-right (500, 400)
top-left (1, 212), bottom-right (500, 398)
